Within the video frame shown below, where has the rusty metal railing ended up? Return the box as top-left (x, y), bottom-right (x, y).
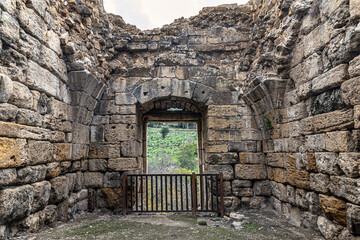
top-left (122, 173), bottom-right (224, 217)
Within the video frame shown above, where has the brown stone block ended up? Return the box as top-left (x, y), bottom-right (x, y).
top-left (338, 153), bottom-right (360, 178)
top-left (301, 110), bottom-right (354, 135)
top-left (319, 194), bottom-right (348, 226)
top-left (0, 137), bottom-right (27, 169)
top-left (104, 124), bottom-right (136, 142)
top-left (207, 117), bottom-right (230, 129)
top-left (350, 0), bottom-right (360, 21)
top-left (205, 142), bottom-right (228, 153)
top-left (341, 76), bottom-right (360, 106)
top-left (287, 169), bottom-right (310, 190)
top-left (266, 153), bottom-right (285, 168)
top-left (208, 105), bottom-right (250, 117)
top-left (354, 105), bottom-right (360, 129)
top-left (209, 153), bottom-right (238, 165)
top-left (325, 131), bottom-right (354, 152)
top-left (267, 167), bottom-right (286, 183)
top-left (108, 158), bottom-right (138, 171)
top-left (235, 164), bottom-right (267, 180)
top-left (54, 143), bottom-right (71, 161)
top-left (88, 143), bottom-right (120, 159)
top-left (239, 153), bottom-right (265, 164)
top-left (285, 153), bottom-right (296, 170)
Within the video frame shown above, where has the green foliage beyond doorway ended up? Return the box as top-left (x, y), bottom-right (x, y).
top-left (147, 122), bottom-right (198, 174)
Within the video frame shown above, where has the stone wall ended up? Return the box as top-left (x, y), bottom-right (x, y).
top-left (0, 0), bottom-right (360, 239)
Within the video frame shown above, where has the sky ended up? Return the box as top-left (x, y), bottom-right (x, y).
top-left (103, 0), bottom-right (249, 30)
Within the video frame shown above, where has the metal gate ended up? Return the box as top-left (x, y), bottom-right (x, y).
top-left (122, 173), bottom-right (224, 217)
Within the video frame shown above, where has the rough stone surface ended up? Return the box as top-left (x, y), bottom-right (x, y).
top-left (319, 194), bottom-right (348, 226)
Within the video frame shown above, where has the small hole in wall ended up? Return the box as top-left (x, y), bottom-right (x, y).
top-left (185, 91), bottom-right (188, 94)
top-left (202, 91), bottom-right (205, 94)
top-left (161, 86), bottom-right (165, 90)
top-left (112, 126), bottom-right (116, 129)
top-left (144, 92), bottom-right (148, 96)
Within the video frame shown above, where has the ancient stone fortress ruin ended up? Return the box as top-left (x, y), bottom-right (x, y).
top-left (0, 0), bottom-right (360, 238)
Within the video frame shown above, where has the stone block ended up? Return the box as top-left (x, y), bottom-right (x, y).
top-left (0, 74), bottom-right (13, 103)
top-left (350, 0), bottom-right (360, 21)
top-left (27, 140), bottom-right (54, 165)
top-left (338, 153), bottom-right (360, 178)
top-left (228, 141), bottom-right (259, 152)
top-left (266, 153), bottom-right (285, 168)
top-left (315, 152), bottom-right (342, 175)
top-left (104, 124), bottom-right (136, 142)
top-left (253, 180), bottom-right (271, 196)
top-left (0, 185), bottom-right (34, 224)
top-left (0, 103), bottom-right (18, 121)
top-left (312, 64), bottom-right (349, 95)
top-left (286, 102), bottom-right (308, 122)
top-left (290, 53), bottom-right (323, 87)
top-left (320, 0), bottom-right (348, 20)
top-left (83, 172), bottom-right (104, 188)
top-left (54, 143), bottom-right (71, 161)
top-left (209, 165), bottom-right (234, 180)
top-left (0, 168), bottom-right (16, 187)
top-left (233, 188), bottom-right (252, 197)
top-left (305, 134), bottom-right (326, 152)
top-left (301, 110), bottom-right (353, 135)
top-left (234, 164), bottom-right (267, 180)
top-left (0, 10), bottom-right (20, 43)
top-left (232, 180), bottom-right (252, 190)
top-left (295, 188), bottom-right (309, 210)
top-left (16, 165), bottom-right (47, 184)
top-left (325, 131), bottom-right (354, 152)
top-left (108, 158), bottom-right (138, 171)
top-left (341, 76), bottom-right (360, 106)
top-left (57, 200), bottom-right (69, 222)
top-left (101, 188), bottom-right (124, 209)
top-left (104, 172), bottom-right (121, 188)
top-left (317, 216), bottom-right (343, 240)
top-left (115, 93), bottom-right (137, 105)
top-left (31, 181), bottom-right (51, 213)
top-left (355, 106), bottom-right (360, 129)
top-left (330, 176), bottom-right (360, 204)
top-left (46, 162), bottom-right (60, 178)
top-left (49, 176), bottom-right (69, 204)
top-left (319, 194), bottom-right (348, 226)
top-left (89, 159), bottom-right (107, 172)
top-left (310, 173), bottom-right (330, 194)
top-left (0, 0), bottom-right (16, 14)
top-left (88, 143), bottom-right (120, 159)
top-left (270, 181), bottom-right (287, 202)
top-left (287, 185), bottom-right (296, 205)
top-left (267, 167), bottom-right (286, 183)
top-left (347, 203), bottom-right (360, 235)
top-left (224, 196), bottom-right (241, 215)
top-left (239, 153), bottom-right (265, 164)
top-left (295, 153), bottom-right (317, 172)
top-left (209, 153), bottom-right (238, 165)
top-left (287, 169), bottom-right (310, 190)
top-left (120, 141), bottom-right (138, 157)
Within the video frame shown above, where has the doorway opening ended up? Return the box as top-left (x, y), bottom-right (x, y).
top-left (146, 122), bottom-right (199, 174)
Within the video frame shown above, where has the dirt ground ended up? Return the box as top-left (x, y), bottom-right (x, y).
top-left (15, 210), bottom-right (325, 240)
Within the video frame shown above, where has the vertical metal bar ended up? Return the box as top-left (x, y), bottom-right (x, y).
top-left (165, 175), bottom-right (168, 211)
top-left (200, 175), bottom-right (203, 210)
top-left (220, 172), bottom-right (224, 218)
top-left (130, 176), bottom-right (133, 212)
top-left (161, 176), bottom-right (163, 211)
top-left (170, 175), bottom-right (173, 211)
top-left (205, 175), bottom-right (209, 211)
top-left (180, 176), bottom-right (183, 211)
top-left (185, 176), bottom-right (189, 211)
top-left (155, 176), bottom-right (158, 211)
top-left (146, 175), bottom-right (148, 211)
top-left (191, 173), bottom-right (196, 215)
top-left (216, 174), bottom-right (219, 214)
top-left (210, 175), bottom-right (214, 211)
top-left (151, 175), bottom-right (153, 211)
top-left (175, 176), bottom-right (178, 211)
top-left (140, 176), bottom-right (143, 211)
top-left (122, 174), bottom-right (127, 215)
top-left (135, 176), bottom-right (138, 211)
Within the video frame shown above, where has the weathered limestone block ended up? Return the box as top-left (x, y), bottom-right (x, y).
top-left (18, 3), bottom-right (47, 42)
top-left (341, 76), bottom-right (360, 106)
top-left (266, 153), bottom-right (285, 168)
top-left (319, 194), bottom-right (348, 226)
top-left (0, 137), bottom-right (28, 169)
top-left (315, 152), bottom-right (342, 175)
top-left (338, 153), bottom-right (360, 178)
top-left (287, 169), bottom-right (310, 190)
top-left (239, 153), bottom-right (265, 164)
top-left (350, 0), bottom-right (360, 21)
top-left (320, 0), bottom-right (348, 20)
top-left (0, 185), bottom-right (34, 224)
top-left (27, 60), bottom-right (60, 98)
top-left (115, 93), bottom-right (137, 105)
top-left (306, 192), bottom-right (323, 216)
top-left (0, 168), bottom-right (16, 187)
top-left (209, 165), bottom-right (234, 180)
top-left (330, 176), bottom-right (360, 204)
top-left (102, 188), bottom-right (123, 209)
top-left (57, 200), bottom-right (69, 222)
top-left (104, 124), bottom-right (136, 142)
top-left (46, 30), bottom-right (62, 56)
top-left (305, 134), bottom-right (326, 151)
top-left (253, 180), bottom-right (271, 196)
top-left (295, 153), bottom-right (317, 172)
top-left (89, 159), bottom-right (107, 172)
top-left (317, 216), bottom-right (343, 240)
top-left (83, 172), bottom-right (104, 188)
top-left (0, 103), bottom-right (18, 121)
top-left (89, 143), bottom-right (120, 159)
top-left (295, 188), bottom-right (309, 210)
top-left (349, 55), bottom-right (360, 79)
top-left (232, 180), bottom-right (252, 191)
top-left (310, 173), bottom-right (330, 194)
top-left (286, 102), bottom-right (308, 122)
top-left (108, 158), bottom-right (138, 171)
top-left (325, 131), bottom-right (354, 152)
top-left (290, 53), bottom-right (323, 87)
top-left (233, 187), bottom-right (252, 197)
top-left (74, 171), bottom-right (83, 192)
top-left (16, 165), bottom-right (47, 184)
top-left (228, 141), bottom-right (259, 152)
top-left (54, 143), bottom-right (71, 162)
top-left (192, 83), bottom-right (214, 104)
top-left (16, 108), bottom-right (42, 127)
top-left (270, 181), bottom-right (287, 202)
top-left (120, 141), bottom-right (138, 157)
top-left (66, 173), bottom-right (77, 193)
top-left (0, 10), bottom-right (20, 43)
top-left (267, 167), bottom-right (286, 183)
top-left (235, 164), bottom-right (267, 180)
top-left (0, 225), bottom-right (8, 240)
top-left (104, 172), bottom-right (121, 188)
top-left (0, 0), bottom-right (16, 14)
top-left (31, 181), bottom-right (51, 213)
top-left (224, 196), bottom-right (241, 215)
top-left (312, 64), bottom-right (349, 94)
top-left (347, 203), bottom-right (360, 235)
top-left (27, 140), bottom-right (54, 165)
top-left (301, 110), bottom-right (354, 135)
top-left (49, 176), bottom-right (69, 204)
top-left (287, 185), bottom-right (296, 205)
top-left (0, 74), bottom-right (13, 103)
top-left (71, 144), bottom-right (88, 161)
top-left (209, 153), bottom-right (238, 164)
